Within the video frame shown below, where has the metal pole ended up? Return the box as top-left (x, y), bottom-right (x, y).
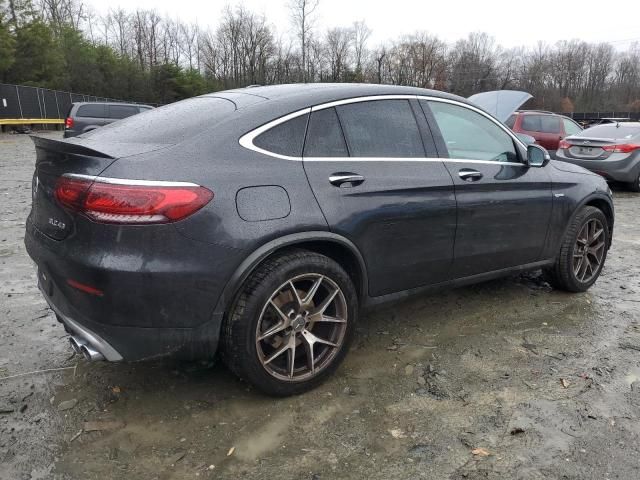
top-left (15, 85), bottom-right (23, 118)
top-left (54, 90), bottom-right (60, 118)
top-left (37, 87), bottom-right (44, 119)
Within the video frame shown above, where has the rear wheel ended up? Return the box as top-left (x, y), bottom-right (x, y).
top-left (546, 206), bottom-right (609, 292)
top-left (221, 250), bottom-right (358, 396)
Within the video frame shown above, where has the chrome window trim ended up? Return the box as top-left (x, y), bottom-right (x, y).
top-left (238, 107), bottom-right (311, 161)
top-left (238, 94), bottom-right (527, 164)
top-left (63, 173), bottom-right (201, 187)
top-left (304, 157), bottom-right (524, 167)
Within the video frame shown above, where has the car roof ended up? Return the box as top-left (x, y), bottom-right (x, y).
top-left (200, 83), bottom-right (471, 113)
top-left (73, 102), bottom-right (151, 107)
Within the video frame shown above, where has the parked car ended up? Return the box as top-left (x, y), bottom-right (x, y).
top-left (556, 122), bottom-right (640, 191)
top-left (26, 84), bottom-right (614, 396)
top-left (63, 102), bottom-right (153, 138)
top-left (505, 110), bottom-right (583, 156)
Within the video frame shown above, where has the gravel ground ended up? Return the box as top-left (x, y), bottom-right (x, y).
top-left (1, 132), bottom-right (639, 480)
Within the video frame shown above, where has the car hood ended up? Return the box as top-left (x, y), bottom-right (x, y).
top-left (468, 90), bottom-right (532, 123)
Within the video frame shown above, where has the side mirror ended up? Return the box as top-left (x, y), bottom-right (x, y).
top-left (527, 144), bottom-right (551, 167)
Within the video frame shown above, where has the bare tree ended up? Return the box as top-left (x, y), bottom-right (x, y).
top-left (288, 0), bottom-right (319, 82)
top-left (351, 20), bottom-right (370, 78)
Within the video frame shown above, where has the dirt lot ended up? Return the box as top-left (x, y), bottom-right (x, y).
top-left (1, 131), bottom-right (639, 480)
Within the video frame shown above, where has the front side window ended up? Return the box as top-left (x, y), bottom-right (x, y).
top-left (426, 101), bottom-right (519, 163)
top-left (562, 118), bottom-right (582, 136)
top-left (336, 100), bottom-right (424, 157)
top-left (253, 113), bottom-right (309, 157)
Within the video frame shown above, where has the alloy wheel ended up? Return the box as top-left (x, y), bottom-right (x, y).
top-left (255, 273), bottom-right (348, 382)
top-left (573, 218), bottom-right (606, 283)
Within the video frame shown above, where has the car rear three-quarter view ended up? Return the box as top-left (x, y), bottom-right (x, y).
top-left (25, 84), bottom-right (614, 396)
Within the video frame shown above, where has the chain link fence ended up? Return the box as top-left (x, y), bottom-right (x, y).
top-left (0, 83), bottom-right (152, 121)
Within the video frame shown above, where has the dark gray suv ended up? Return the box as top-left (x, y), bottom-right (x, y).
top-left (63, 102), bottom-right (153, 138)
top-left (26, 84), bottom-right (614, 396)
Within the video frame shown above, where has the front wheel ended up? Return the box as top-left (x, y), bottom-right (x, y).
top-left (545, 206), bottom-right (609, 292)
top-left (221, 250), bottom-right (358, 396)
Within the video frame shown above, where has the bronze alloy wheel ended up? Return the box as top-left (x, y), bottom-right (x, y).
top-left (573, 218), bottom-right (606, 283)
top-left (255, 273), bottom-right (348, 382)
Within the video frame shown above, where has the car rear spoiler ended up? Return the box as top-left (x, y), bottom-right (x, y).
top-left (31, 135), bottom-right (115, 159)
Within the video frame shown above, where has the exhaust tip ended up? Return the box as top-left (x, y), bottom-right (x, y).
top-left (69, 336), bottom-right (83, 354)
top-left (80, 344), bottom-right (105, 362)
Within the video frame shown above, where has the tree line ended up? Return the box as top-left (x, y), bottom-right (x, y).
top-left (1, 0), bottom-right (639, 112)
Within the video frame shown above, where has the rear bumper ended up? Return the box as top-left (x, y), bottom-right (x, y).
top-left (555, 154), bottom-right (640, 183)
top-left (25, 216), bottom-right (244, 361)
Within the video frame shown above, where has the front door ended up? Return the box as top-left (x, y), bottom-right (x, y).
top-left (423, 100), bottom-right (553, 278)
top-left (303, 98), bottom-right (457, 297)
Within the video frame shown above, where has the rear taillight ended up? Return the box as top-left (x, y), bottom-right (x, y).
top-left (65, 117), bottom-right (74, 129)
top-left (55, 176), bottom-right (213, 224)
top-left (558, 139), bottom-right (572, 150)
top-left (601, 143), bottom-right (640, 154)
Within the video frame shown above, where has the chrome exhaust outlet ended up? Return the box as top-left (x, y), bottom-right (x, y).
top-left (80, 344), bottom-right (105, 362)
top-left (69, 336), bottom-right (85, 354)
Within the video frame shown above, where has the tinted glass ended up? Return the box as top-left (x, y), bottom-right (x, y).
top-left (336, 100), bottom-right (424, 157)
top-left (521, 114), bottom-right (561, 133)
top-left (427, 101), bottom-right (519, 163)
top-left (505, 114), bottom-right (516, 129)
top-left (304, 107), bottom-right (348, 157)
top-left (254, 113), bottom-right (309, 157)
top-left (562, 118), bottom-right (581, 135)
top-left (540, 115), bottom-right (561, 133)
top-left (82, 97), bottom-right (235, 144)
top-left (109, 105), bottom-right (139, 119)
top-left (577, 123), bottom-right (640, 139)
top-left (76, 104), bottom-right (105, 118)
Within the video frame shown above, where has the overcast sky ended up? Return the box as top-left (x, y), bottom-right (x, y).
top-left (85, 0), bottom-right (640, 49)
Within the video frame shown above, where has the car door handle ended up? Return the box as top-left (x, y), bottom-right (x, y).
top-left (458, 169), bottom-right (483, 182)
top-left (329, 173), bottom-right (365, 187)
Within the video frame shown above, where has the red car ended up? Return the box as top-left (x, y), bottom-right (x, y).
top-left (506, 110), bottom-right (582, 155)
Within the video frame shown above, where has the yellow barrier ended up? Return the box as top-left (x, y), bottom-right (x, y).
top-left (0, 118), bottom-right (64, 125)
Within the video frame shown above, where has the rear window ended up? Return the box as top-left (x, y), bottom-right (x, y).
top-left (505, 114), bottom-right (516, 129)
top-left (253, 113), bottom-right (309, 157)
top-left (108, 104), bottom-right (140, 119)
top-left (521, 114), bottom-right (561, 133)
top-left (76, 104), bottom-right (106, 118)
top-left (304, 107), bottom-right (348, 157)
top-left (82, 97), bottom-right (235, 144)
top-left (578, 124), bottom-right (640, 139)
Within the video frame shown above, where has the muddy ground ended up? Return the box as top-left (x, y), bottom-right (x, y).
top-left (1, 131), bottom-right (639, 480)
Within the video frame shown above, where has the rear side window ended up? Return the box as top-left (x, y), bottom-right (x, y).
top-left (562, 118), bottom-right (582, 135)
top-left (253, 113), bottom-right (309, 157)
top-left (109, 104), bottom-right (140, 120)
top-left (304, 107), bottom-right (348, 157)
top-left (426, 100), bottom-right (519, 163)
top-left (336, 100), bottom-right (424, 157)
top-left (76, 104), bottom-right (106, 118)
top-left (521, 114), bottom-right (561, 133)
top-left (82, 97), bottom-right (235, 144)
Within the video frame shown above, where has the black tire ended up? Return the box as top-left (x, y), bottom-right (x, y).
top-left (627, 173), bottom-right (640, 192)
top-left (220, 249), bottom-right (358, 396)
top-left (545, 206), bottom-right (609, 292)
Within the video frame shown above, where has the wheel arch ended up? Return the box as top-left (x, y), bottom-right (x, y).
top-left (561, 192), bottom-right (614, 251)
top-left (212, 232), bottom-right (369, 319)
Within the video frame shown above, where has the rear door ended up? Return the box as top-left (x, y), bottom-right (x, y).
top-left (302, 98), bottom-right (457, 297)
top-left (519, 114), bottom-right (563, 151)
top-left (75, 103), bottom-right (107, 131)
top-left (423, 99), bottom-right (552, 278)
